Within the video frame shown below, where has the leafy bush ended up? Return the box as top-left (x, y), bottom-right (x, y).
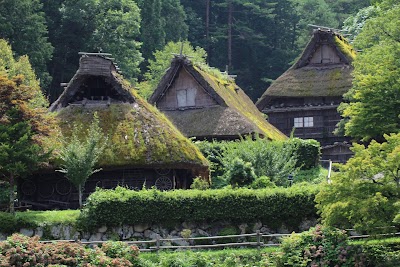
top-left (226, 158), bottom-right (256, 187)
top-left (275, 225), bottom-right (365, 267)
top-left (190, 177), bottom-right (210, 190)
top-left (0, 212), bottom-right (34, 234)
top-left (249, 176), bottom-right (276, 189)
top-left (77, 185), bottom-right (319, 231)
top-left (197, 137), bottom-right (320, 188)
top-left (285, 138), bottom-right (321, 170)
top-left (316, 133), bottom-right (400, 233)
top-left (0, 233), bottom-right (139, 266)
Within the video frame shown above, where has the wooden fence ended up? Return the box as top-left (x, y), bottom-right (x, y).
top-left (40, 231), bottom-right (400, 252)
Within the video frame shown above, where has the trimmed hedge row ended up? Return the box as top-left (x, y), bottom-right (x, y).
top-left (78, 185), bottom-right (320, 230)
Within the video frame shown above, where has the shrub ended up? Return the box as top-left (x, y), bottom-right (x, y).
top-left (0, 212), bottom-right (34, 234)
top-left (77, 185), bottom-right (319, 231)
top-left (285, 138), bottom-right (321, 170)
top-left (249, 176), bottom-right (276, 189)
top-left (220, 136), bottom-right (299, 186)
top-left (190, 177), bottom-right (210, 190)
top-left (275, 225), bottom-right (365, 267)
top-left (0, 234), bottom-right (140, 266)
top-left (226, 158), bottom-right (256, 187)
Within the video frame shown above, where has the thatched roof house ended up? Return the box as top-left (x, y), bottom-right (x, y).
top-left (20, 53), bottom-right (209, 209)
top-left (256, 29), bottom-right (356, 162)
top-left (149, 55), bottom-right (286, 141)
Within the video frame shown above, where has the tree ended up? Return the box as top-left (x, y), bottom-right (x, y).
top-left (316, 133), bottom-right (400, 233)
top-left (0, 40), bottom-right (53, 214)
top-left (293, 0), bottom-right (339, 48)
top-left (88, 0), bottom-right (142, 82)
top-left (58, 114), bottom-right (107, 207)
top-left (43, 0), bottom-right (97, 101)
top-left (338, 1), bottom-right (400, 141)
top-left (161, 0), bottom-right (188, 43)
top-left (0, 0), bottom-right (53, 87)
top-left (138, 0), bottom-right (165, 62)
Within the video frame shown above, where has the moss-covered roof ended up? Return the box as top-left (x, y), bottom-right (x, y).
top-left (50, 55), bottom-right (209, 171)
top-left (256, 30), bottom-right (355, 110)
top-left (149, 56), bottom-right (286, 141)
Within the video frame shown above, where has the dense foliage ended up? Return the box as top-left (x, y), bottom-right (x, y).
top-left (339, 0), bottom-right (400, 141)
top-left (0, 234), bottom-right (139, 266)
top-left (78, 185), bottom-right (319, 231)
top-left (197, 137), bottom-right (320, 188)
top-left (316, 133), bottom-right (400, 233)
top-left (275, 225), bottom-right (365, 267)
top-left (0, 40), bottom-right (55, 213)
top-left (0, 0), bottom-right (369, 102)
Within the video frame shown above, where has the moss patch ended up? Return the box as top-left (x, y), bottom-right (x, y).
top-left (192, 65), bottom-right (286, 141)
top-left (55, 101), bottom-right (208, 168)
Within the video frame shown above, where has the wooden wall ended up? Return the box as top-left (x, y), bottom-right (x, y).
top-left (266, 106), bottom-right (348, 147)
top-left (310, 44), bottom-right (341, 64)
top-left (157, 68), bottom-right (217, 109)
top-left (18, 168), bottom-right (192, 210)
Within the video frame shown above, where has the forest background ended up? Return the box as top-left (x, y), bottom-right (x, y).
top-left (0, 0), bottom-right (373, 103)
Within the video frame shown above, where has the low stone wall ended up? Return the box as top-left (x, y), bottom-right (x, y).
top-left (0, 219), bottom-right (317, 246)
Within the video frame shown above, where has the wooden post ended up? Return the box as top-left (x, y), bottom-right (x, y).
top-left (256, 230), bottom-right (261, 249)
top-left (156, 234), bottom-right (160, 253)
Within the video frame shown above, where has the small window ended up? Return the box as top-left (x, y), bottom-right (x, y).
top-left (304, 117), bottom-right (313, 127)
top-left (294, 117), bottom-right (303, 128)
top-left (177, 88), bottom-right (196, 107)
top-left (294, 117), bottom-right (313, 128)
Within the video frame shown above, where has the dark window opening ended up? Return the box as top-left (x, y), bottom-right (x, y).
top-left (70, 76), bottom-right (125, 103)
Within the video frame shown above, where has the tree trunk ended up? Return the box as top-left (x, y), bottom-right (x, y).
top-left (78, 185), bottom-right (82, 208)
top-left (205, 0), bottom-right (210, 63)
top-left (9, 173), bottom-right (15, 215)
top-left (227, 0), bottom-right (233, 70)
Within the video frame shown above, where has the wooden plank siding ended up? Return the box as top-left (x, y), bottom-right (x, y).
top-left (157, 68), bottom-right (218, 110)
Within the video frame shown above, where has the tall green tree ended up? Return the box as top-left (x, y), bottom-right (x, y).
top-left (58, 114), bottom-right (107, 208)
top-left (339, 1), bottom-right (400, 141)
top-left (0, 0), bottom-right (53, 87)
top-left (43, 0), bottom-right (97, 101)
top-left (88, 0), bottom-right (142, 82)
top-left (162, 0), bottom-right (188, 43)
top-left (0, 40), bottom-right (54, 214)
top-left (316, 133), bottom-right (400, 232)
top-left (138, 0), bottom-right (165, 62)
top-left (293, 0), bottom-right (339, 48)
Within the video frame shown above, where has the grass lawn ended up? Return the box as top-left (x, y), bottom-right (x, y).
top-left (15, 209), bottom-right (80, 226)
top-left (139, 247), bottom-right (279, 266)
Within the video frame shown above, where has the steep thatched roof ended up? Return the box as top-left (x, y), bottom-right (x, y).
top-left (256, 29), bottom-right (355, 110)
top-left (49, 54), bottom-right (209, 172)
top-left (149, 56), bottom-right (286, 141)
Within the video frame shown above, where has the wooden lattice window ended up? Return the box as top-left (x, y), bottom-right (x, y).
top-left (177, 87), bottom-right (196, 107)
top-left (294, 117), bottom-right (314, 128)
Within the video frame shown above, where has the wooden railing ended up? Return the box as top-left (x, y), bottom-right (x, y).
top-left (39, 231), bottom-right (400, 252)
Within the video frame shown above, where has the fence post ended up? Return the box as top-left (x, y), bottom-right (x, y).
top-left (156, 234), bottom-right (160, 253)
top-left (256, 230), bottom-right (261, 249)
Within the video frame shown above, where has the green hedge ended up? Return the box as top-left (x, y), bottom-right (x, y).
top-left (78, 185), bottom-right (319, 230)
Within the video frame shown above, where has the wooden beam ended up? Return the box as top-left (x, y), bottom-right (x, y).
top-left (78, 52), bottom-right (113, 56)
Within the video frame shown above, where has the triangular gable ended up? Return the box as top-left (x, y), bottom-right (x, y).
top-left (150, 56), bottom-right (287, 141)
top-left (295, 29), bottom-right (353, 68)
top-left (149, 56), bottom-right (226, 108)
top-left (50, 55), bottom-right (135, 112)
